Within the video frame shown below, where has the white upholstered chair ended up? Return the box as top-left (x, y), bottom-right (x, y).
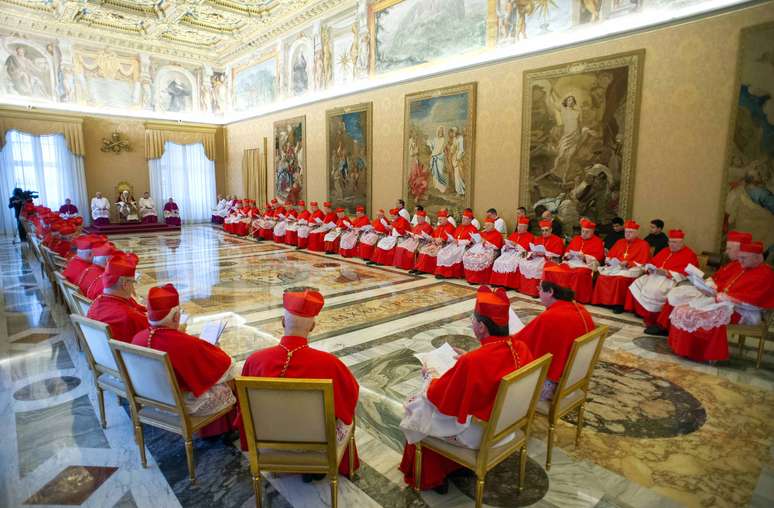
top-left (71, 292), bottom-right (94, 316)
top-left (69, 315), bottom-right (128, 428)
top-left (235, 377), bottom-right (356, 508)
top-left (536, 325), bottom-right (608, 470)
top-left (109, 340), bottom-right (236, 483)
top-left (413, 354), bottom-right (552, 508)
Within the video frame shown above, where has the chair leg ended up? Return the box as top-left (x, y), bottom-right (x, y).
top-left (413, 443), bottom-right (422, 492)
top-left (184, 439), bottom-right (196, 483)
top-left (330, 476), bottom-right (338, 508)
top-left (738, 335), bottom-right (746, 356)
top-left (252, 473), bottom-right (262, 508)
top-left (348, 433), bottom-right (355, 480)
top-left (518, 445), bottom-right (527, 494)
top-left (96, 387), bottom-right (106, 429)
top-left (575, 403), bottom-right (586, 447)
top-left (756, 337), bottom-right (765, 369)
top-left (546, 423), bottom-right (555, 471)
top-left (475, 476), bottom-right (485, 508)
top-left (134, 423), bottom-right (147, 467)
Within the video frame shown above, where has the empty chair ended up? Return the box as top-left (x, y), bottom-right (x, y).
top-left (536, 325), bottom-right (608, 470)
top-left (235, 377), bottom-right (357, 508)
top-left (109, 340), bottom-right (236, 483)
top-left (412, 354), bottom-right (552, 508)
top-left (69, 315), bottom-right (128, 428)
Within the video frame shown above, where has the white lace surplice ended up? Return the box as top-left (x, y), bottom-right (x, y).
top-left (436, 241), bottom-right (467, 267)
top-left (340, 230), bottom-right (360, 250)
top-left (462, 243), bottom-right (495, 272)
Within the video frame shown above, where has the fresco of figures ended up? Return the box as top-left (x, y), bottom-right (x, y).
top-left (326, 103), bottom-right (372, 214)
top-left (273, 116), bottom-right (307, 203)
top-left (520, 51), bottom-right (644, 233)
top-left (404, 83), bottom-right (477, 216)
top-left (232, 54), bottom-right (277, 112)
top-left (723, 22), bottom-right (774, 250)
top-left (495, 0), bottom-right (573, 44)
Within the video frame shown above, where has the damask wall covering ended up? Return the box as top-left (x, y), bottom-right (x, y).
top-left (0, 0), bottom-right (755, 120)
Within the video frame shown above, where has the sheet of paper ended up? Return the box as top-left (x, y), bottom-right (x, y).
top-left (530, 243), bottom-right (547, 255)
top-left (199, 319), bottom-right (228, 345)
top-left (414, 343), bottom-right (458, 377)
top-left (420, 231), bottom-right (433, 241)
top-left (470, 233), bottom-right (482, 243)
top-left (509, 307), bottom-right (524, 335)
top-left (607, 257), bottom-right (621, 268)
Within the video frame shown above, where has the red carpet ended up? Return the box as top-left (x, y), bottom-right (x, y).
top-left (83, 222), bottom-right (181, 235)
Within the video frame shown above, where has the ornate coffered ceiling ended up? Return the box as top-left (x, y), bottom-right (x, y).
top-left (0, 0), bottom-right (354, 65)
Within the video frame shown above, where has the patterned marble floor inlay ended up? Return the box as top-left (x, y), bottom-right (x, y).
top-left (2, 227), bottom-right (773, 508)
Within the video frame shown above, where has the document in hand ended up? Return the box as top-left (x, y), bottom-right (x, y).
top-left (685, 264), bottom-right (716, 295)
top-left (414, 343), bottom-right (458, 377)
top-left (470, 232), bottom-right (482, 243)
top-left (420, 231), bottom-right (433, 241)
top-left (529, 243), bottom-right (547, 255)
top-left (199, 319), bottom-right (229, 345)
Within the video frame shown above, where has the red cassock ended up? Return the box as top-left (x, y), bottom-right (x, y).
top-left (340, 216), bottom-right (370, 258)
top-left (542, 235), bottom-right (604, 303)
top-left (285, 210), bottom-right (299, 246)
top-left (236, 336), bottom-right (360, 476)
top-left (515, 300), bottom-right (594, 382)
top-left (668, 263), bottom-right (774, 362)
top-left (272, 208), bottom-right (287, 243)
top-left (325, 217), bottom-right (351, 253)
top-left (373, 217), bottom-right (411, 266)
top-left (80, 266), bottom-right (105, 299)
top-left (235, 208), bottom-right (251, 236)
top-left (435, 224), bottom-right (479, 278)
top-left (260, 209), bottom-right (275, 240)
top-left (464, 230), bottom-right (504, 284)
top-left (518, 234), bottom-right (565, 297)
top-left (415, 223), bottom-right (456, 274)
top-left (592, 238), bottom-right (650, 306)
top-left (624, 246), bottom-right (698, 326)
top-left (86, 294), bottom-right (149, 343)
top-left (394, 222), bottom-right (433, 270)
top-left (399, 336), bottom-right (534, 490)
top-left (489, 231), bottom-right (534, 289)
top-left (308, 213), bottom-right (337, 252)
top-left (293, 210), bottom-right (311, 247)
top-left (52, 239), bottom-right (73, 258)
top-left (357, 217), bottom-right (388, 260)
top-left (63, 257), bottom-right (92, 286)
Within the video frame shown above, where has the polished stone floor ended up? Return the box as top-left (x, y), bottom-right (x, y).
top-left (1, 225), bottom-right (773, 508)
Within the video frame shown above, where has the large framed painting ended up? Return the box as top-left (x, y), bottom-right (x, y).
top-left (326, 102), bottom-right (373, 214)
top-left (273, 116), bottom-right (306, 203)
top-left (403, 82), bottom-right (477, 216)
top-left (721, 21), bottom-right (774, 251)
top-left (519, 50), bottom-right (644, 233)
top-left (369, 0), bottom-right (487, 74)
top-left (232, 51), bottom-right (278, 112)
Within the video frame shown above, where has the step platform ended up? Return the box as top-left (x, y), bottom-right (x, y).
top-left (83, 221), bottom-right (181, 236)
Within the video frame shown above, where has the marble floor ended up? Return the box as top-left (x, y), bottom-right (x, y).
top-left (1, 225), bottom-right (773, 508)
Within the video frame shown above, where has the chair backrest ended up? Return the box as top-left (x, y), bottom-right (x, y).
top-left (483, 354), bottom-right (552, 449)
top-left (70, 314), bottom-right (119, 373)
top-left (53, 254), bottom-right (67, 270)
top-left (72, 292), bottom-right (94, 316)
top-left (557, 325), bottom-right (608, 397)
top-left (109, 340), bottom-right (180, 410)
top-left (54, 272), bottom-right (79, 313)
top-left (235, 377), bottom-right (337, 463)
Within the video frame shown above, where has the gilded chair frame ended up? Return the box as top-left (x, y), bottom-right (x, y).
top-left (730, 310), bottom-right (773, 369)
top-left (69, 314), bottom-right (128, 428)
top-left (537, 325), bottom-right (608, 470)
top-left (109, 340), bottom-right (235, 483)
top-left (414, 354), bottom-right (552, 508)
top-left (235, 377), bottom-right (356, 508)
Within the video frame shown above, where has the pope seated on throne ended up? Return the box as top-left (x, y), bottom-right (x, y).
top-left (115, 188), bottom-right (139, 223)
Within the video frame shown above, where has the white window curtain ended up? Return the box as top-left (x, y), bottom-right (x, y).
top-left (149, 142), bottom-right (216, 224)
top-left (0, 129), bottom-right (89, 236)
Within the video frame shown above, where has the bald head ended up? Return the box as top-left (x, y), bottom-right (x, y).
top-left (281, 310), bottom-right (316, 337)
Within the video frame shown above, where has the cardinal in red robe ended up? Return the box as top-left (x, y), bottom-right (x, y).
top-left (518, 220), bottom-right (565, 297)
top-left (86, 253), bottom-right (148, 342)
top-left (414, 211), bottom-right (455, 275)
top-left (370, 209), bottom-right (410, 266)
top-left (399, 286), bottom-right (534, 491)
top-left (394, 210), bottom-right (433, 271)
top-left (435, 210), bottom-right (479, 279)
top-left (357, 209), bottom-right (389, 260)
top-left (625, 230), bottom-right (698, 333)
top-left (592, 220), bottom-right (651, 311)
top-left (543, 219), bottom-right (604, 303)
top-left (272, 205), bottom-right (288, 243)
top-left (80, 242), bottom-right (119, 299)
top-left (490, 216), bottom-right (533, 289)
top-left (308, 202), bottom-right (337, 252)
top-left (668, 240), bottom-right (774, 361)
top-left (63, 235), bottom-right (104, 285)
top-left (463, 218), bottom-right (504, 284)
top-left (284, 201), bottom-right (302, 246)
top-left (324, 208), bottom-right (350, 254)
top-left (236, 289), bottom-right (360, 476)
top-left (132, 284), bottom-right (236, 435)
top-left (297, 202), bottom-right (323, 249)
top-left (339, 206), bottom-right (369, 258)
top-left (260, 199), bottom-right (278, 240)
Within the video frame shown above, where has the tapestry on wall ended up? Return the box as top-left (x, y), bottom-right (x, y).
top-left (273, 116), bottom-right (306, 203)
top-left (519, 50), bottom-right (644, 234)
top-left (326, 102), bottom-right (372, 214)
top-left (723, 21), bottom-right (774, 250)
top-left (403, 82), bottom-right (477, 216)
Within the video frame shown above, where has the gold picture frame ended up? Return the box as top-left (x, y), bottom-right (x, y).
top-left (403, 82), bottom-right (477, 216)
top-left (273, 115), bottom-right (307, 204)
top-left (519, 50), bottom-right (644, 228)
top-left (325, 102), bottom-right (373, 215)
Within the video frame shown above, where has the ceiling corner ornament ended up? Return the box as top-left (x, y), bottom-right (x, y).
top-left (101, 131), bottom-right (132, 154)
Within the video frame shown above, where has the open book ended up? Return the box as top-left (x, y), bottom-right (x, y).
top-left (529, 243), bottom-right (547, 255)
top-left (414, 343), bottom-right (458, 377)
top-left (685, 263), bottom-right (716, 295)
top-left (199, 319), bottom-right (229, 345)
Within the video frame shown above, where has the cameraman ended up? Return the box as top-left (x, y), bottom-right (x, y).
top-left (8, 188), bottom-right (27, 241)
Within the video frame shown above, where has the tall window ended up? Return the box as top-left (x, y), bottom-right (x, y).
top-left (0, 130), bottom-right (88, 235)
top-left (149, 142), bottom-right (216, 223)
